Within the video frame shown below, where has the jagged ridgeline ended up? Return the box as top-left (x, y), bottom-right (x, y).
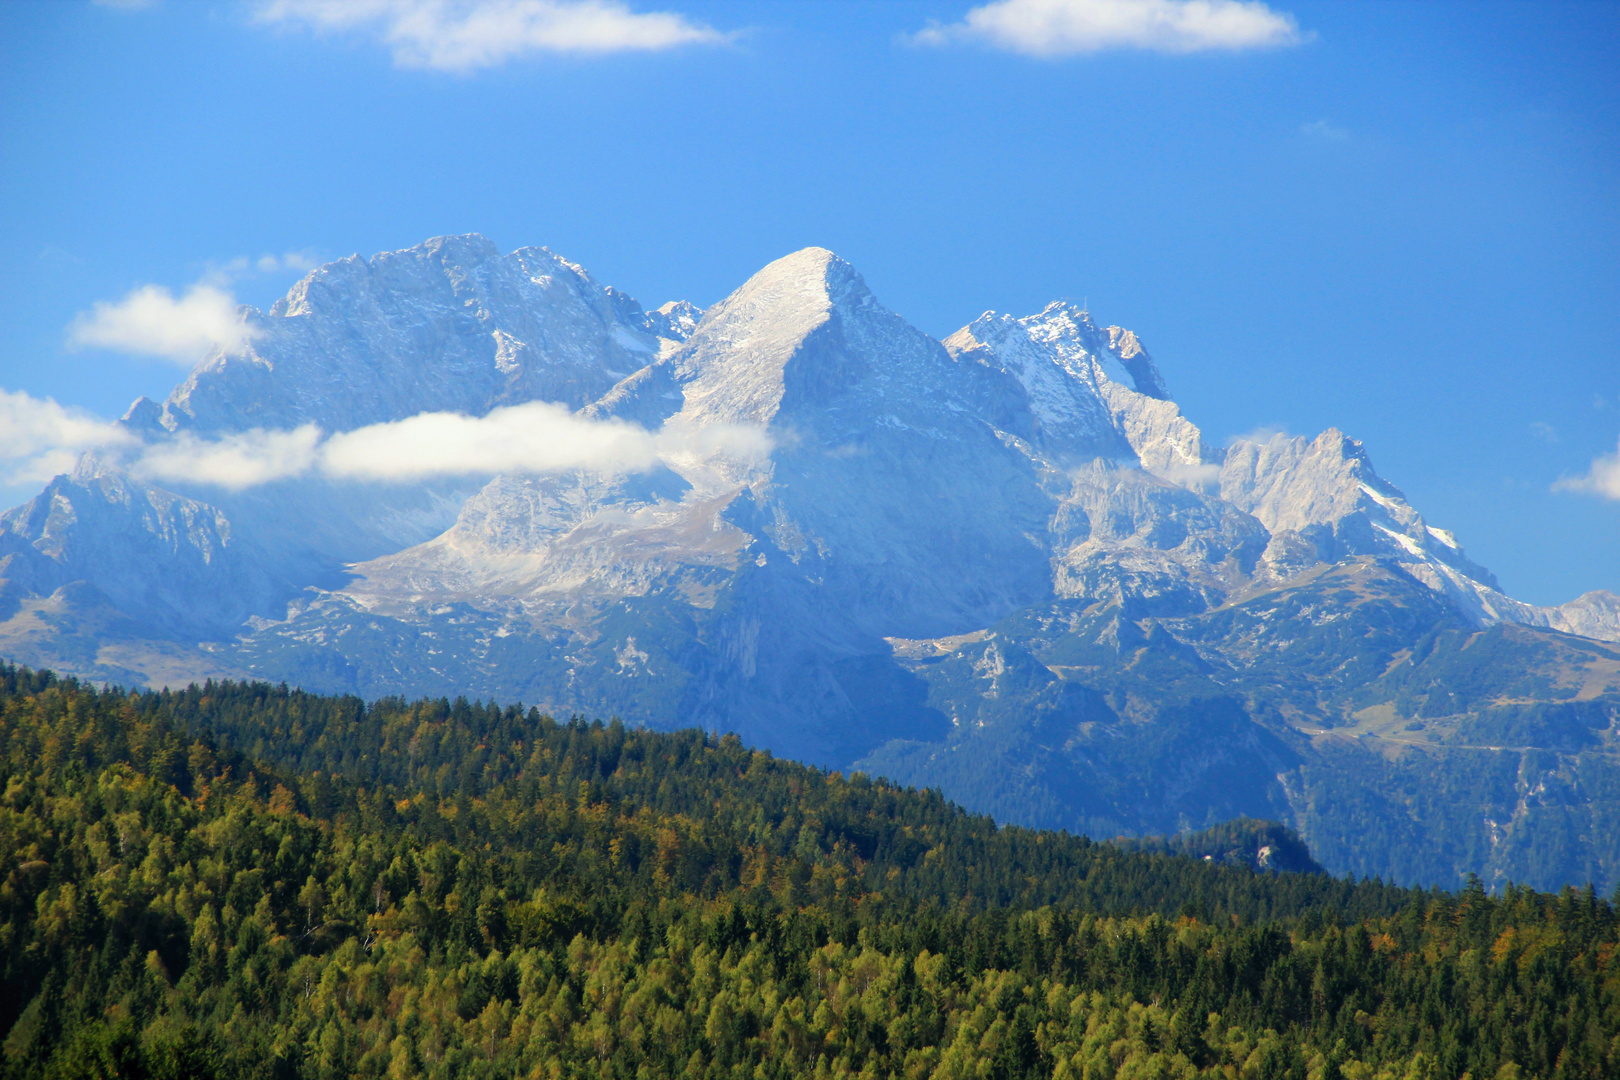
top-left (3, 666), bottom-right (1616, 1080)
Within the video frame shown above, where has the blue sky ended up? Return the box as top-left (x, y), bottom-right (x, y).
top-left (1, 0), bottom-right (1616, 605)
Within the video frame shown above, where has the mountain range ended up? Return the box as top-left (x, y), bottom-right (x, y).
top-left (3, 234), bottom-right (1617, 892)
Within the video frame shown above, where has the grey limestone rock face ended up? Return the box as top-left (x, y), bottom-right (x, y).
top-left (1046, 463), bottom-right (1269, 616)
top-left (1549, 590), bottom-right (1620, 640)
top-left (643, 300), bottom-right (703, 346)
top-left (160, 234), bottom-right (674, 436)
top-left (656, 247), bottom-right (1058, 638)
top-left (0, 455), bottom-right (278, 637)
top-left (344, 466), bottom-right (725, 609)
top-left (942, 301), bottom-right (1198, 469)
top-left (1214, 429), bottom-right (1563, 626)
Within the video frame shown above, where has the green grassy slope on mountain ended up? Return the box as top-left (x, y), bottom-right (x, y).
top-left (2, 665), bottom-right (1618, 1080)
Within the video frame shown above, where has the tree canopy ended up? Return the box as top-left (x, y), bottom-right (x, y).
top-left (2, 665), bottom-right (1616, 1079)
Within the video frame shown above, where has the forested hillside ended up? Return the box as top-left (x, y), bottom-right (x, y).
top-left (2, 666), bottom-right (1617, 1080)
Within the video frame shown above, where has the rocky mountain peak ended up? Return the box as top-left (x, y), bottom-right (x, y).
top-left (1017, 300), bottom-right (1171, 401)
top-left (117, 396), bottom-right (168, 438)
top-left (162, 235), bottom-right (663, 437)
top-left (269, 233), bottom-right (506, 320)
top-left (1221, 428), bottom-right (1404, 537)
top-left (944, 302), bottom-right (1200, 472)
top-left (645, 300), bottom-right (704, 343)
top-left (666, 247), bottom-right (947, 431)
top-left (676, 247), bottom-right (863, 358)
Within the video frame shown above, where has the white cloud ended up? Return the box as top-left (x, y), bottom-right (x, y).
top-left (0, 389), bottom-right (134, 487)
top-left (69, 282), bottom-right (258, 365)
top-left (67, 253), bottom-right (317, 367)
top-left (320, 401), bottom-right (664, 480)
top-left (257, 0), bottom-right (729, 71)
top-left (654, 417), bottom-right (773, 469)
top-left (133, 425), bottom-right (325, 491)
top-left (912, 0), bottom-right (1304, 56)
top-left (1157, 460), bottom-right (1222, 491)
top-left (320, 400), bottom-right (770, 480)
top-left (1554, 438), bottom-right (1620, 502)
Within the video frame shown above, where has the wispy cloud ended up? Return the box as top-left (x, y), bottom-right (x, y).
top-left (38, 246), bottom-right (84, 271)
top-left (256, 0), bottom-right (729, 72)
top-left (68, 282), bottom-right (258, 365)
top-left (911, 0), bottom-right (1305, 56)
top-left (1158, 460), bottom-right (1222, 491)
top-left (1554, 438), bottom-right (1620, 502)
top-left (206, 250), bottom-right (322, 283)
top-left (0, 389), bottom-right (135, 487)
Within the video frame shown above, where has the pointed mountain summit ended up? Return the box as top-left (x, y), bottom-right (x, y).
top-left (668, 247), bottom-right (957, 431)
top-left (670, 246), bottom-right (862, 428)
top-left (588, 247), bottom-right (974, 443)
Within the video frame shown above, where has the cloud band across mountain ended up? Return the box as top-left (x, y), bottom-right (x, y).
top-left (314, 402), bottom-right (770, 483)
top-left (0, 394), bottom-right (771, 491)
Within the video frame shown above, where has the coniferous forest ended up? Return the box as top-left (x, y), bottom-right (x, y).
top-left (2, 665), bottom-right (1616, 1080)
